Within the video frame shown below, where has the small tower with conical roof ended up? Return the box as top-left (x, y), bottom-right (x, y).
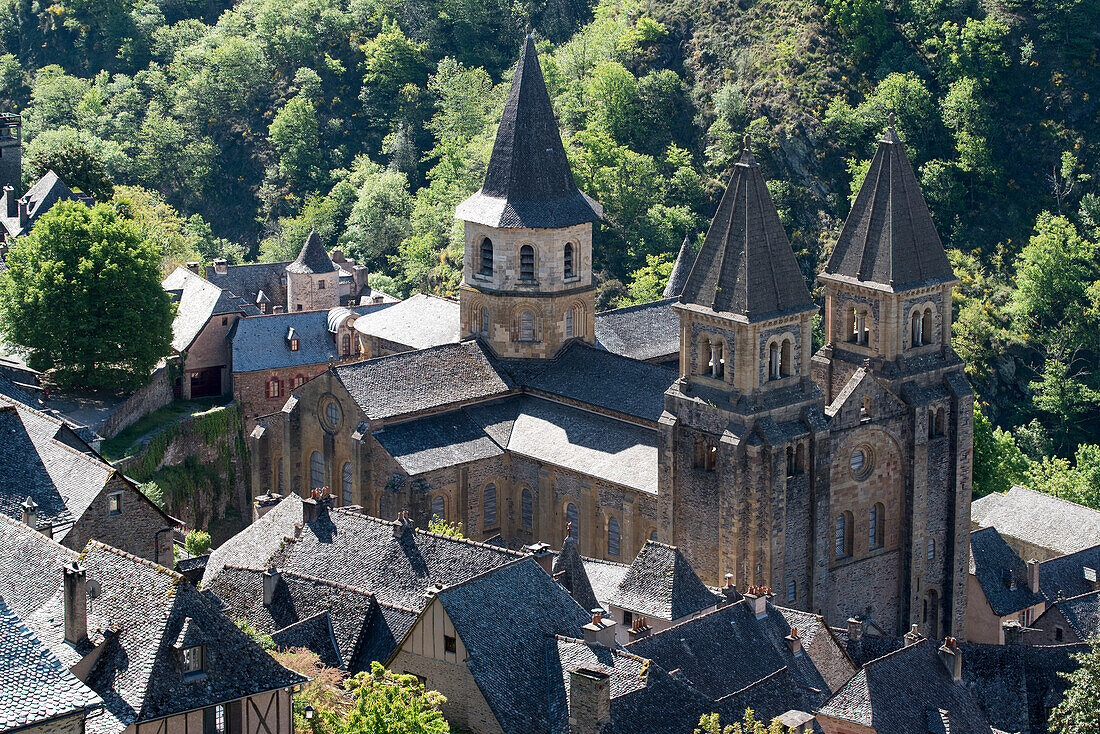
top-left (455, 34), bottom-right (603, 359)
top-left (662, 234), bottom-right (694, 299)
top-left (286, 230), bottom-right (338, 312)
top-left (659, 138), bottom-right (823, 597)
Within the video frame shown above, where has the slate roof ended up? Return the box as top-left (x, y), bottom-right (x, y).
top-left (580, 557), bottom-right (630, 608)
top-left (374, 409), bottom-right (505, 475)
top-left (0, 372), bottom-right (39, 408)
top-left (1050, 591), bottom-right (1100, 640)
top-left (202, 493), bottom-right (304, 585)
top-left (607, 541), bottom-right (719, 620)
top-left (552, 537), bottom-right (601, 612)
top-left (205, 261), bottom-right (290, 311)
top-left (594, 299), bottom-right (680, 363)
top-left (1039, 543), bottom-right (1100, 601)
top-left (455, 36), bottom-right (602, 229)
top-left (0, 399), bottom-right (122, 538)
top-left (231, 309), bottom-right (364, 373)
top-left (335, 340), bottom-right (514, 421)
top-left (0, 171), bottom-right (86, 239)
top-left (662, 234), bottom-right (695, 299)
top-left (430, 558), bottom-right (591, 734)
top-left (0, 517), bottom-right (304, 733)
top-left (969, 527), bottom-right (1044, 617)
top-left (514, 340), bottom-right (676, 423)
top-left (162, 267), bottom-right (255, 353)
top-left (680, 145), bottom-right (813, 321)
top-left (822, 124), bottom-right (956, 292)
top-left (972, 485), bottom-right (1100, 557)
top-left (351, 293), bottom-right (460, 351)
top-left (287, 230), bottom-right (336, 275)
top-left (268, 611), bottom-right (341, 667)
top-left (818, 640), bottom-right (996, 733)
top-left (0, 595), bottom-right (101, 732)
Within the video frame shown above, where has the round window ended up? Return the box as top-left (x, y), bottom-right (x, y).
top-left (319, 396), bottom-right (342, 433)
top-left (850, 446), bottom-right (873, 479)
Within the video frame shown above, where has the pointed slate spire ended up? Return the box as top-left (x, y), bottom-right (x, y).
top-left (679, 138), bottom-right (813, 321)
top-left (455, 35), bottom-right (602, 229)
top-left (823, 117), bottom-right (955, 291)
top-left (287, 229), bottom-right (335, 275)
top-left (662, 233), bottom-right (694, 299)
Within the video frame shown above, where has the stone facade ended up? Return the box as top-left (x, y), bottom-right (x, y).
top-left (234, 365), bottom-right (330, 427)
top-left (61, 475), bottom-right (175, 568)
top-left (287, 269), bottom-right (338, 313)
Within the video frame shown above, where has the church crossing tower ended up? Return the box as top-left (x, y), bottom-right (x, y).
top-left (455, 35), bottom-right (602, 359)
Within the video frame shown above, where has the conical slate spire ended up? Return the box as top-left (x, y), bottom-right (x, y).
top-left (286, 229), bottom-right (335, 275)
top-left (679, 142), bottom-right (813, 320)
top-left (823, 121), bottom-right (955, 290)
top-left (455, 35), bottom-right (602, 229)
top-left (662, 233), bottom-right (694, 298)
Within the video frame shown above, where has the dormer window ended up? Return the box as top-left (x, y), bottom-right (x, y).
top-left (107, 492), bottom-right (123, 515)
top-left (317, 280), bottom-right (325, 290)
top-left (290, 339), bottom-right (299, 351)
top-left (182, 645), bottom-right (204, 677)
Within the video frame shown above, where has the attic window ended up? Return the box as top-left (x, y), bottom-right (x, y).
top-left (318, 280), bottom-right (325, 290)
top-left (222, 316), bottom-right (228, 326)
top-left (107, 492), bottom-right (123, 515)
top-left (444, 634), bottom-right (457, 654)
top-left (290, 339), bottom-right (299, 351)
top-left (182, 645), bottom-right (204, 677)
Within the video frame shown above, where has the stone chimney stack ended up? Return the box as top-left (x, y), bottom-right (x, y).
top-left (17, 197), bottom-right (27, 227)
top-left (744, 586), bottom-right (769, 619)
top-left (185, 261), bottom-right (202, 276)
top-left (302, 496), bottom-right (321, 524)
top-left (627, 616), bottom-right (651, 642)
top-left (582, 609), bottom-right (617, 648)
top-left (785, 627), bottom-right (802, 656)
top-left (524, 542), bottom-right (554, 576)
top-left (847, 616), bottom-right (865, 642)
top-left (3, 185), bottom-right (16, 218)
top-left (1027, 559), bottom-right (1040, 593)
top-left (262, 567), bottom-right (280, 607)
top-left (720, 573), bottom-right (741, 607)
top-left (63, 561), bottom-right (88, 645)
top-left (213, 258), bottom-right (228, 275)
top-left (938, 637), bottom-right (963, 684)
top-left (253, 492), bottom-right (282, 522)
top-left (392, 510), bottom-right (412, 539)
top-left (903, 624), bottom-right (922, 646)
top-left (20, 496), bottom-right (37, 528)
top-left (568, 668), bottom-right (611, 734)
top-left (1084, 566), bottom-right (1100, 591)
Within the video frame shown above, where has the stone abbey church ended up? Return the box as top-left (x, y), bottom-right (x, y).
top-left (250, 36), bottom-right (974, 639)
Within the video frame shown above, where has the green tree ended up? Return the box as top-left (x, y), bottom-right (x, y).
top-left (695, 708), bottom-right (787, 734)
top-left (270, 96), bottom-right (322, 193)
top-left (184, 528), bottom-right (212, 555)
top-left (972, 403), bottom-right (1030, 496)
top-left (427, 517), bottom-right (464, 538)
top-left (336, 662), bottom-right (448, 734)
top-left (625, 253), bottom-right (674, 304)
top-left (339, 159), bottom-right (412, 268)
top-left (823, 0), bottom-right (889, 58)
top-left (0, 201), bottom-right (172, 388)
top-left (24, 133), bottom-right (115, 200)
top-left (235, 618), bottom-right (276, 651)
top-left (1048, 637), bottom-right (1100, 734)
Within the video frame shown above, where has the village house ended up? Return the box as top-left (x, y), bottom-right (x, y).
top-left (971, 484), bottom-right (1100, 562)
top-left (0, 513), bottom-right (304, 734)
top-left (966, 526), bottom-right (1046, 645)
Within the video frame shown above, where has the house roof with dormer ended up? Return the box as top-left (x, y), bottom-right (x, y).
top-left (286, 230), bottom-right (336, 275)
top-left (969, 527), bottom-right (1044, 618)
top-left (0, 171), bottom-right (88, 240)
top-left (455, 36), bottom-right (602, 229)
top-left (822, 124), bottom-right (956, 292)
top-left (972, 485), bottom-right (1100, 558)
top-left (679, 144), bottom-right (813, 322)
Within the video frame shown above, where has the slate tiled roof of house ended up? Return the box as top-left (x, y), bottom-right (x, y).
top-left (1040, 544), bottom-right (1100, 601)
top-left (0, 171), bottom-right (87, 239)
top-left (679, 144), bottom-right (814, 321)
top-left (268, 611), bottom-right (341, 667)
top-left (162, 267), bottom-right (256, 353)
top-left (551, 537), bottom-right (601, 613)
top-left (818, 640), bottom-right (996, 733)
top-left (607, 541), bottom-right (719, 620)
top-left (0, 398), bottom-right (117, 537)
top-left (514, 340), bottom-right (676, 423)
top-left (1050, 591), bottom-right (1100, 640)
top-left (374, 409), bottom-right (505, 476)
top-left (969, 527), bottom-right (1045, 617)
top-left (205, 262), bottom-right (290, 311)
top-left (0, 372), bottom-right (39, 408)
top-left (972, 485), bottom-right (1100, 557)
top-left (580, 557), bottom-right (630, 608)
top-left (822, 124), bottom-right (957, 291)
top-left (335, 340), bottom-right (515, 421)
top-left (202, 493), bottom-right (304, 585)
top-left (230, 307), bottom-right (386, 373)
top-left (662, 235), bottom-right (694, 299)
top-left (455, 36), bottom-right (601, 230)
top-left (351, 293), bottom-right (461, 351)
top-left (430, 558), bottom-right (591, 734)
top-left (0, 517), bottom-right (305, 733)
top-left (286, 230), bottom-right (336, 275)
top-left (0, 595), bottom-right (101, 732)
top-left (594, 299), bottom-right (680, 362)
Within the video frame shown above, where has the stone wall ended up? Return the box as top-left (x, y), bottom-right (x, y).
top-left (101, 365), bottom-right (173, 438)
top-left (234, 364), bottom-right (329, 429)
top-left (64, 473), bottom-right (174, 567)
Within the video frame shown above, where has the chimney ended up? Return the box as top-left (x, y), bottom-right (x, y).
top-left (1084, 566), bottom-right (1100, 591)
top-left (20, 496), bottom-right (37, 528)
top-left (17, 197), bottom-right (27, 227)
top-left (3, 185), bottom-right (15, 218)
top-left (903, 623), bottom-right (922, 646)
top-left (938, 637), bottom-right (963, 683)
top-left (302, 496), bottom-right (321, 523)
top-left (1027, 559), bottom-right (1040, 593)
top-left (627, 615), bottom-right (651, 642)
top-left (744, 586), bottom-right (770, 619)
top-left (392, 510), bottom-right (412, 539)
top-left (582, 609), bottom-right (617, 648)
top-left (185, 261), bottom-right (201, 275)
top-left (273, 305), bottom-right (285, 314)
top-left (524, 542), bottom-right (554, 576)
top-left (63, 561), bottom-right (88, 645)
top-left (785, 627), bottom-right (802, 656)
top-left (262, 567), bottom-right (280, 606)
top-left (847, 616), bottom-right (866, 642)
top-left (253, 492), bottom-right (283, 521)
top-left (213, 258), bottom-right (228, 275)
top-left (568, 668), bottom-right (611, 734)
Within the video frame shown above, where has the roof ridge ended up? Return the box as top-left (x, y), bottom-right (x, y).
top-left (80, 540), bottom-right (184, 582)
top-left (1010, 484), bottom-right (1100, 513)
top-left (579, 554), bottom-right (630, 569)
top-left (628, 599), bottom-right (745, 643)
top-left (552, 634), bottom-right (652, 663)
top-left (718, 663), bottom-right (791, 701)
top-left (595, 298), bottom-right (677, 316)
top-left (0, 511), bottom-right (80, 556)
top-left (328, 507), bottom-right (527, 556)
top-left (334, 339), bottom-right (484, 374)
top-left (434, 556), bottom-right (534, 596)
top-left (860, 637), bottom-right (933, 667)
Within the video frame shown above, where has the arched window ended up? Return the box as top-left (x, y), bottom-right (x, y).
top-left (922, 308), bottom-right (934, 345)
top-left (927, 537), bottom-right (936, 560)
top-left (935, 408), bottom-right (945, 437)
top-left (786, 446), bottom-right (795, 478)
top-left (850, 309), bottom-right (869, 346)
top-left (521, 488), bottom-right (533, 528)
top-left (479, 237), bottom-right (493, 276)
top-left (520, 311), bottom-right (535, 341)
top-left (432, 495), bottom-right (445, 520)
top-left (769, 342), bottom-right (780, 380)
top-left (608, 517), bottom-right (620, 557)
top-left (520, 245), bottom-right (535, 280)
top-left (706, 442), bottom-right (718, 472)
top-left (708, 340), bottom-right (724, 379)
top-left (565, 308), bottom-right (574, 338)
top-left (649, 528), bottom-right (658, 542)
top-left (341, 462), bottom-right (353, 500)
top-left (928, 409), bottom-right (936, 439)
top-left (835, 512), bottom-right (852, 558)
top-left (698, 337), bottom-right (711, 376)
top-left (870, 503), bottom-right (884, 550)
top-left (481, 306), bottom-right (490, 336)
top-left (309, 451), bottom-right (324, 490)
top-left (566, 503), bottom-right (578, 540)
top-left (564, 243), bottom-right (574, 279)
top-left (483, 484), bottom-right (497, 528)
top-left (787, 579), bottom-right (796, 603)
top-left (781, 339), bottom-right (793, 377)
top-left (795, 443), bottom-right (806, 473)
top-left (341, 334), bottom-right (351, 356)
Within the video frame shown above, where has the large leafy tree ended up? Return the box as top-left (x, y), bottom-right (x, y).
top-left (0, 201), bottom-right (172, 388)
top-left (1049, 637), bottom-right (1100, 734)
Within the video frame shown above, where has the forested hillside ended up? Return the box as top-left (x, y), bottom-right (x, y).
top-left (2, 0), bottom-right (1099, 501)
